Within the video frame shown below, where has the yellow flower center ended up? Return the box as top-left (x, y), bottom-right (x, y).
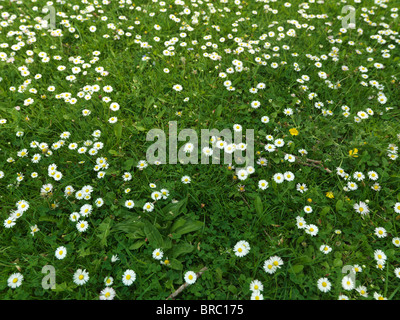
top-left (79, 275), bottom-right (84, 280)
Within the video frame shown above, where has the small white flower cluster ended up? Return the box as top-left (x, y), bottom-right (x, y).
top-left (374, 249), bottom-right (387, 271)
top-left (387, 143), bottom-right (398, 161)
top-left (272, 171), bottom-right (295, 184)
top-left (337, 167), bottom-right (380, 192)
top-left (296, 216), bottom-right (319, 236)
top-left (75, 185), bottom-right (95, 201)
top-left (249, 279), bottom-right (264, 300)
top-left (99, 268), bottom-right (137, 299)
top-left (233, 240), bottom-right (251, 257)
top-left (236, 166), bottom-right (255, 181)
top-left (353, 108), bottom-right (374, 123)
top-left (263, 256), bottom-right (284, 275)
top-left (48, 163), bottom-right (63, 181)
top-left (3, 200), bottom-right (29, 229)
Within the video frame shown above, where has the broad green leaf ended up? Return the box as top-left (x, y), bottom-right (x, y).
top-left (162, 197), bottom-right (188, 220)
top-left (215, 268), bottom-right (223, 282)
top-left (114, 219), bottom-right (145, 236)
top-left (321, 261), bottom-right (330, 271)
top-left (336, 200), bottom-right (343, 211)
top-left (157, 109), bottom-right (166, 118)
top-left (321, 206), bottom-right (331, 216)
top-left (39, 216), bottom-right (57, 223)
top-left (134, 124), bottom-right (146, 131)
top-left (51, 282), bottom-right (76, 293)
top-left (255, 196), bottom-right (263, 215)
top-left (296, 235), bottom-right (305, 245)
top-left (215, 105), bottom-right (223, 117)
top-left (173, 219), bottom-right (203, 236)
top-left (108, 149), bottom-right (119, 156)
top-left (171, 243), bottom-right (194, 258)
top-left (289, 265), bottom-right (304, 274)
top-left (297, 255), bottom-right (313, 265)
top-left (228, 285), bottom-right (237, 294)
top-left (123, 159), bottom-right (135, 171)
top-left (169, 258), bottom-right (183, 270)
top-left (144, 221), bottom-right (164, 247)
top-left (333, 259), bottom-right (343, 267)
top-left (105, 191), bottom-right (116, 205)
top-left (96, 217), bottom-right (112, 247)
top-left (170, 218), bottom-right (187, 233)
top-left (114, 123), bottom-right (122, 139)
top-left (78, 247), bottom-right (92, 258)
top-left (129, 240), bottom-right (146, 250)
top-left (163, 237), bottom-right (172, 250)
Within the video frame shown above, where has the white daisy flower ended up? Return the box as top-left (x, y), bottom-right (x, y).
top-left (122, 269), bottom-right (136, 286)
top-left (55, 246), bottom-right (67, 260)
top-left (184, 271), bottom-right (197, 284)
top-left (152, 248), bottom-right (164, 260)
top-left (73, 269), bottom-right (90, 286)
top-left (7, 273), bottom-right (23, 289)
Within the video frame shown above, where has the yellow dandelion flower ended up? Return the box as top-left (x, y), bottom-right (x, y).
top-left (326, 191), bottom-right (334, 199)
top-left (289, 128), bottom-right (299, 136)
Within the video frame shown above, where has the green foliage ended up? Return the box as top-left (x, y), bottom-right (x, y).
top-left (0, 0), bottom-right (400, 301)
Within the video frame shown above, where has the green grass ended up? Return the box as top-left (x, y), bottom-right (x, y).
top-left (0, 0), bottom-right (400, 300)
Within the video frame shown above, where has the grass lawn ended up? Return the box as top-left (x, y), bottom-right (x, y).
top-left (1, 0), bottom-right (400, 300)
